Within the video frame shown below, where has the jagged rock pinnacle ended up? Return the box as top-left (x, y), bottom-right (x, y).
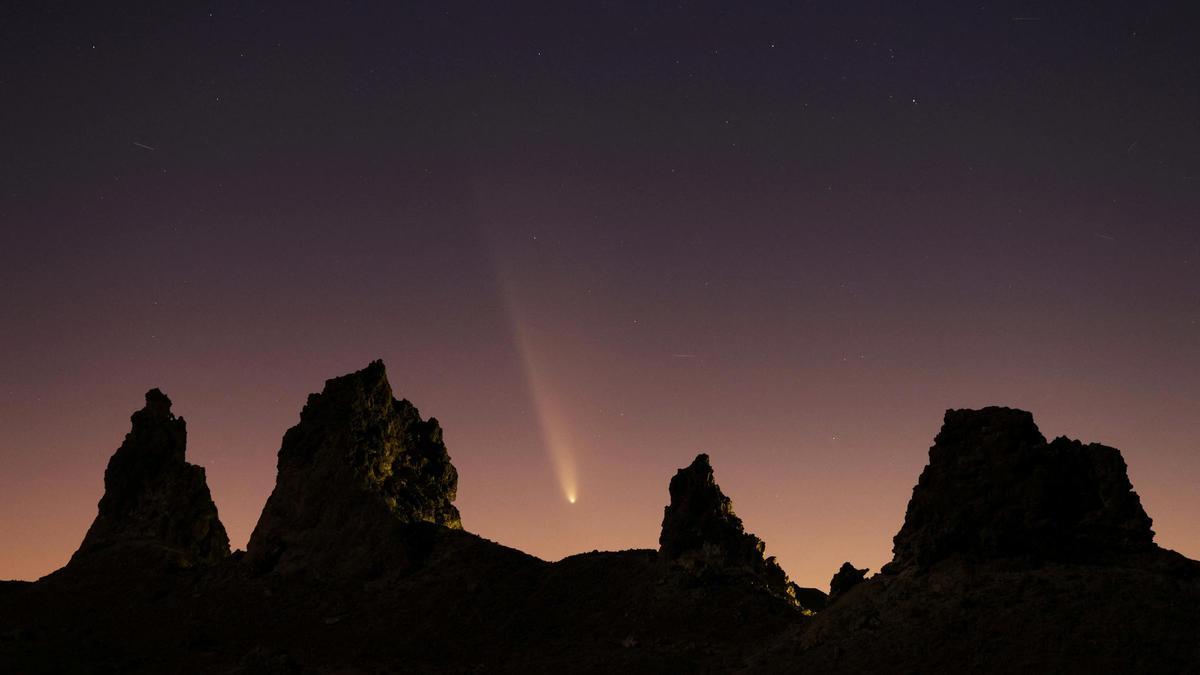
top-left (828, 562), bottom-right (868, 602)
top-left (886, 406), bottom-right (1154, 572)
top-left (246, 360), bottom-right (462, 575)
top-left (659, 453), bottom-right (796, 600)
top-left (73, 389), bottom-right (230, 566)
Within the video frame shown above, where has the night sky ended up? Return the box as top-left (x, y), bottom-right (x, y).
top-left (3, 2), bottom-right (1199, 587)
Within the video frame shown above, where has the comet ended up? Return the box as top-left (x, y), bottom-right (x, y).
top-left (495, 258), bottom-right (581, 506)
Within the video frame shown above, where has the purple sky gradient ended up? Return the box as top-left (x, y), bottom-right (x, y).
top-left (2, 2), bottom-right (1198, 587)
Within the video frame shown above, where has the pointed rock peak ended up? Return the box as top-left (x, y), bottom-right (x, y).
top-left (121, 389), bottom-right (185, 464)
top-left (660, 454), bottom-right (734, 559)
top-left (141, 387), bottom-right (173, 417)
top-left (246, 361), bottom-right (463, 575)
top-left (329, 358), bottom-right (391, 398)
top-left (687, 452), bottom-right (713, 472)
top-left (660, 453), bottom-right (793, 601)
top-left (887, 407), bottom-right (1154, 572)
top-left (828, 562), bottom-right (868, 602)
top-left (73, 389), bottom-right (230, 567)
top-left (297, 359), bottom-right (396, 423)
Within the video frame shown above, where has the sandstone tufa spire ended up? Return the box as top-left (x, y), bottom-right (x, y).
top-left (73, 389), bottom-right (230, 566)
top-left (246, 361), bottom-right (462, 575)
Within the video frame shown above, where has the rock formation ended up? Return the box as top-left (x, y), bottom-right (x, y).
top-left (246, 360), bottom-right (462, 575)
top-left (659, 453), bottom-right (795, 599)
top-left (72, 389), bottom-right (229, 566)
top-left (8, 394), bottom-right (1200, 674)
top-left (885, 407), bottom-right (1154, 572)
top-left (828, 562), bottom-right (867, 602)
top-left (749, 407), bottom-right (1198, 673)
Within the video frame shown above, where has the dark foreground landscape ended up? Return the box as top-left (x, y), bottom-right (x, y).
top-left (3, 361), bottom-right (1198, 673)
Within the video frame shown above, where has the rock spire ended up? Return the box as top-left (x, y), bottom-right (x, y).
top-left (246, 361), bottom-right (462, 575)
top-left (73, 389), bottom-right (229, 566)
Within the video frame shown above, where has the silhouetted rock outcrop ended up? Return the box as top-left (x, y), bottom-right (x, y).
top-left (885, 407), bottom-right (1154, 572)
top-left (828, 562), bottom-right (867, 602)
top-left (8, 396), bottom-right (1200, 674)
top-left (72, 389), bottom-right (229, 566)
top-left (750, 407), bottom-right (1196, 674)
top-left (246, 361), bottom-right (462, 575)
top-left (659, 453), bottom-right (793, 599)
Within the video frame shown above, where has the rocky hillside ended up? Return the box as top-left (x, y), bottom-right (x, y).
top-left (2, 370), bottom-right (1198, 673)
top-left (753, 407), bottom-right (1200, 673)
